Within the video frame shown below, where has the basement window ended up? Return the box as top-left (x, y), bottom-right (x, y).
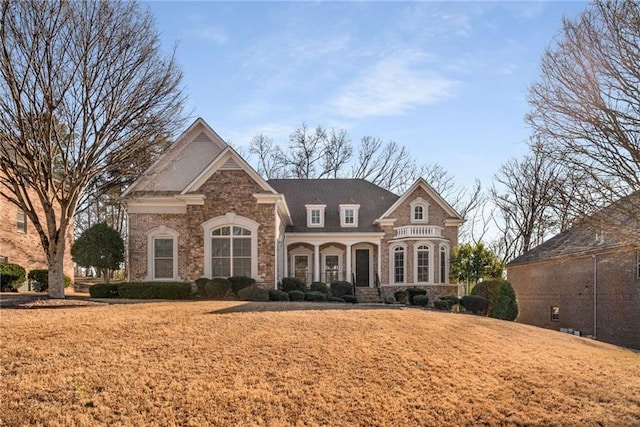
top-left (551, 306), bottom-right (560, 322)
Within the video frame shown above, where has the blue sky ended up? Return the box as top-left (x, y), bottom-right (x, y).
top-left (146, 1), bottom-right (587, 190)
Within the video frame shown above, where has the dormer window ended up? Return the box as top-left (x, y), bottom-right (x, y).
top-left (306, 204), bottom-right (326, 228)
top-left (340, 204), bottom-right (360, 228)
top-left (409, 197), bottom-right (429, 224)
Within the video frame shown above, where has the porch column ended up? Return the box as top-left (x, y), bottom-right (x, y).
top-left (313, 244), bottom-right (320, 282)
top-left (377, 243), bottom-right (382, 285)
top-left (283, 243), bottom-right (288, 280)
top-left (345, 244), bottom-right (352, 283)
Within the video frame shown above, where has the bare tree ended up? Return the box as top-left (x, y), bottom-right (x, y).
top-left (322, 128), bottom-right (352, 178)
top-left (351, 137), bottom-right (418, 193)
top-left (248, 133), bottom-right (285, 179)
top-left (527, 0), bottom-right (640, 240)
top-left (0, 0), bottom-right (185, 298)
top-left (491, 142), bottom-right (561, 262)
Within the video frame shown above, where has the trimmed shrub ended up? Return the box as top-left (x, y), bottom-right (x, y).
top-left (117, 282), bottom-right (191, 300)
top-left (205, 278), bottom-right (231, 299)
top-left (89, 283), bottom-right (119, 298)
top-left (26, 269), bottom-right (71, 291)
top-left (269, 289), bottom-right (289, 301)
top-left (406, 287), bottom-right (427, 305)
top-left (310, 281), bottom-right (328, 294)
top-left (439, 296), bottom-right (460, 310)
top-left (288, 290), bottom-right (305, 301)
top-left (461, 295), bottom-right (489, 315)
top-left (384, 296), bottom-right (396, 304)
top-left (433, 300), bottom-right (450, 310)
top-left (195, 277), bottom-right (209, 296)
top-left (304, 291), bottom-right (327, 302)
top-left (328, 296), bottom-right (346, 303)
top-left (413, 295), bottom-right (429, 306)
top-left (341, 295), bottom-right (358, 304)
top-left (237, 284), bottom-right (269, 302)
top-left (0, 263), bottom-right (26, 292)
top-left (394, 290), bottom-right (407, 304)
top-left (330, 281), bottom-right (353, 297)
top-left (281, 277), bottom-right (306, 293)
top-left (471, 279), bottom-right (519, 321)
top-left (228, 276), bottom-right (256, 294)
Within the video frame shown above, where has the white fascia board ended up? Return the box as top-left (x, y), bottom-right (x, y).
top-left (374, 218), bottom-right (397, 226)
top-left (379, 178), bottom-right (464, 221)
top-left (125, 197), bottom-right (187, 214)
top-left (444, 219), bottom-right (465, 226)
top-left (285, 232), bottom-right (385, 246)
top-left (175, 194), bottom-right (206, 205)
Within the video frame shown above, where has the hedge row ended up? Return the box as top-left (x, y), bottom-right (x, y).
top-left (0, 264), bottom-right (70, 292)
top-left (89, 282), bottom-right (191, 299)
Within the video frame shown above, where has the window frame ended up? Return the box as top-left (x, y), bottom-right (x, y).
top-left (203, 213), bottom-right (259, 280)
top-left (305, 204), bottom-right (326, 228)
top-left (16, 209), bottom-right (27, 233)
top-left (145, 226), bottom-right (180, 281)
top-left (409, 197), bottom-right (429, 224)
top-left (389, 243), bottom-right (407, 285)
top-left (339, 204), bottom-right (360, 228)
top-left (551, 306), bottom-right (560, 322)
top-left (439, 244), bottom-right (449, 283)
top-left (414, 242), bottom-right (432, 284)
top-left (211, 225), bottom-right (252, 278)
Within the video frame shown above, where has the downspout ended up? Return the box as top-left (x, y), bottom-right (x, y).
top-left (592, 254), bottom-right (597, 340)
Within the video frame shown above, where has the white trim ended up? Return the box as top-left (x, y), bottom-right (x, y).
top-left (413, 241), bottom-right (434, 284)
top-left (378, 178), bottom-right (464, 222)
top-left (389, 242), bottom-right (408, 285)
top-left (410, 197), bottom-right (430, 224)
top-left (285, 232), bottom-right (384, 246)
top-left (182, 147), bottom-right (277, 195)
top-left (339, 204), bottom-right (360, 228)
top-left (439, 243), bottom-right (450, 284)
top-left (305, 204), bottom-right (326, 228)
top-left (202, 213), bottom-right (260, 280)
top-left (145, 226), bottom-right (180, 281)
top-left (254, 193), bottom-right (292, 226)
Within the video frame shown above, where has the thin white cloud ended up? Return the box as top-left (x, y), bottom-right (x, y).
top-left (332, 53), bottom-right (458, 119)
top-left (189, 26), bottom-right (227, 45)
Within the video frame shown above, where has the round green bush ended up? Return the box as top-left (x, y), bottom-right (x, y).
top-left (288, 290), bottom-right (305, 301)
top-left (281, 277), bottom-right (306, 293)
top-left (433, 299), bottom-right (450, 310)
top-left (406, 287), bottom-right (427, 304)
top-left (0, 263), bottom-right (26, 292)
top-left (471, 279), bottom-right (519, 321)
top-left (310, 281), bottom-right (328, 294)
top-left (413, 294), bottom-right (429, 306)
top-left (304, 291), bottom-right (327, 302)
top-left (393, 290), bottom-right (407, 303)
top-left (228, 276), bottom-right (256, 294)
top-left (341, 295), bottom-right (358, 304)
top-left (330, 281), bottom-right (353, 297)
top-left (205, 278), bottom-right (231, 299)
top-left (269, 289), bottom-right (289, 301)
top-left (89, 283), bottom-right (119, 298)
top-left (195, 277), bottom-right (209, 296)
top-left (461, 295), bottom-right (489, 315)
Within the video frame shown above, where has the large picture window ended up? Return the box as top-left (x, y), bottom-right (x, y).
top-left (211, 226), bottom-right (252, 277)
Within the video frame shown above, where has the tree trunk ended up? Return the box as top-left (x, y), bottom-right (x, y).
top-left (103, 268), bottom-right (110, 284)
top-left (47, 242), bottom-right (66, 299)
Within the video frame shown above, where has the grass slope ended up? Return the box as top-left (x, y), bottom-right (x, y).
top-left (1, 301), bottom-right (639, 426)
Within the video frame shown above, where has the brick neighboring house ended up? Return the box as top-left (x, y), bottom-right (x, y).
top-left (122, 118), bottom-right (464, 301)
top-left (506, 210), bottom-right (640, 349)
top-left (0, 171), bottom-right (74, 283)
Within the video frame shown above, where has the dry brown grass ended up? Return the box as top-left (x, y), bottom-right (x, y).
top-left (1, 300), bottom-right (639, 426)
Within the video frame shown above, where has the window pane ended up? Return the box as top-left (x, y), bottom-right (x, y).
top-left (212, 226), bottom-right (230, 236)
top-left (417, 246), bottom-right (429, 282)
top-left (414, 206), bottom-right (423, 220)
top-left (212, 239), bottom-right (230, 257)
top-left (394, 248), bottom-right (404, 283)
top-left (232, 237), bottom-right (251, 257)
top-left (154, 239), bottom-right (173, 258)
top-left (233, 226), bottom-right (251, 236)
top-left (311, 210), bottom-right (320, 224)
top-left (154, 259), bottom-right (173, 279)
top-left (16, 209), bottom-right (26, 233)
top-left (233, 258), bottom-right (251, 277)
top-left (440, 247), bottom-right (446, 283)
top-left (212, 258), bottom-right (230, 277)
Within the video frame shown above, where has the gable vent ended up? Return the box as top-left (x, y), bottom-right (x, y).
top-left (220, 157), bottom-right (241, 170)
top-left (193, 132), bottom-right (212, 143)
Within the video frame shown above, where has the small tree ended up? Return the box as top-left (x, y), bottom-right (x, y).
top-left (450, 242), bottom-right (504, 295)
top-left (71, 223), bottom-right (124, 283)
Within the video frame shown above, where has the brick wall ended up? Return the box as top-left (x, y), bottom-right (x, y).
top-left (508, 248), bottom-right (640, 349)
top-left (128, 170), bottom-right (277, 286)
top-left (0, 183), bottom-right (73, 280)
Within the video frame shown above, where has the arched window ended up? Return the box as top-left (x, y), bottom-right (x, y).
top-left (203, 213), bottom-right (259, 279)
top-left (440, 245), bottom-right (448, 283)
top-left (393, 246), bottom-right (405, 284)
top-left (409, 197), bottom-right (429, 223)
top-left (146, 226), bottom-right (180, 281)
top-left (414, 206), bottom-right (424, 221)
top-left (211, 226), bottom-right (252, 277)
top-left (416, 245), bottom-right (430, 283)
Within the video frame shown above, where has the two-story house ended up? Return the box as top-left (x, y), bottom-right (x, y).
top-left (122, 118), bottom-right (464, 301)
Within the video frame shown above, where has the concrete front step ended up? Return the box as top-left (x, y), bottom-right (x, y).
top-left (355, 287), bottom-right (382, 303)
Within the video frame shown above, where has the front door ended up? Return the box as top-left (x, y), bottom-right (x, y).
top-left (355, 249), bottom-right (370, 287)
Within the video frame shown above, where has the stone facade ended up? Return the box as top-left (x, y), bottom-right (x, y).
top-left (0, 180), bottom-right (73, 280)
top-left (128, 170), bottom-right (278, 285)
top-left (508, 248), bottom-right (640, 350)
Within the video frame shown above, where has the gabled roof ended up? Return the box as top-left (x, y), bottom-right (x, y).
top-left (268, 179), bottom-right (398, 232)
top-left (508, 194), bottom-right (638, 266)
top-left (378, 178), bottom-right (464, 223)
top-left (122, 118), bottom-right (228, 197)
